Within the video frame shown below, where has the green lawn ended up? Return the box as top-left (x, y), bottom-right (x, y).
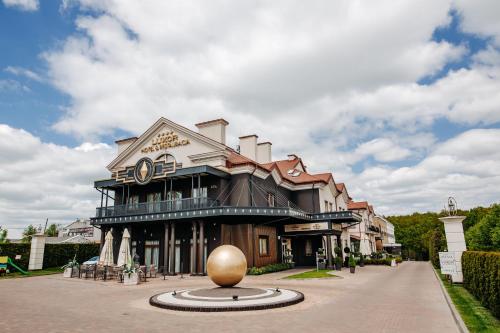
top-left (284, 269), bottom-right (337, 279)
top-left (0, 267), bottom-right (62, 279)
top-left (438, 270), bottom-right (500, 333)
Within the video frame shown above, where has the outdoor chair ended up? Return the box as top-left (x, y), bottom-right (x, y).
top-left (95, 265), bottom-right (105, 280)
top-left (113, 266), bottom-right (124, 283)
top-left (84, 265), bottom-right (96, 279)
top-left (148, 265), bottom-right (157, 278)
top-left (138, 266), bottom-right (147, 282)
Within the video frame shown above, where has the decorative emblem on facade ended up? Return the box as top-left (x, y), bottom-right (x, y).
top-left (134, 157), bottom-right (154, 185)
top-left (141, 130), bottom-right (190, 153)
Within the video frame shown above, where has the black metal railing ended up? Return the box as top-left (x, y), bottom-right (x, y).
top-left (96, 197), bottom-right (219, 218)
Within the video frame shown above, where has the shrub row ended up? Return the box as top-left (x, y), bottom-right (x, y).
top-left (462, 251), bottom-right (500, 318)
top-left (363, 257), bottom-right (403, 266)
top-left (247, 263), bottom-right (293, 275)
top-left (0, 243), bottom-right (100, 271)
top-left (0, 243), bottom-right (31, 271)
top-left (43, 244), bottom-right (100, 268)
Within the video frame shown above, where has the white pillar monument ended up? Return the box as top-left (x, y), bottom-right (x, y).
top-left (28, 233), bottom-right (46, 270)
top-left (438, 197), bottom-right (467, 283)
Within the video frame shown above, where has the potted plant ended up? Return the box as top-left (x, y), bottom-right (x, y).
top-left (334, 247), bottom-right (342, 270)
top-left (123, 264), bottom-right (140, 285)
top-left (62, 254), bottom-right (79, 278)
top-left (335, 256), bottom-right (343, 271)
top-left (349, 255), bottom-right (356, 273)
top-left (343, 247), bottom-right (351, 267)
top-left (359, 254), bottom-right (365, 267)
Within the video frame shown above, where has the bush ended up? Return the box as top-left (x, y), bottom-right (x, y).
top-left (429, 229), bottom-right (446, 269)
top-left (247, 263), bottom-right (293, 275)
top-left (43, 244), bottom-right (100, 269)
top-left (364, 257), bottom-right (403, 266)
top-left (0, 243), bottom-right (31, 271)
top-left (462, 251), bottom-right (500, 318)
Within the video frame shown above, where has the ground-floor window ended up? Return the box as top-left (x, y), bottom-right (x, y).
top-left (259, 235), bottom-right (269, 256)
top-left (145, 240), bottom-right (160, 268)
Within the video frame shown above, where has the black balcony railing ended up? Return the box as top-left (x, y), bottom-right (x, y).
top-left (96, 197), bottom-right (219, 218)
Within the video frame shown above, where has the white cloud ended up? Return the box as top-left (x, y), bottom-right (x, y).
top-left (0, 125), bottom-right (111, 238)
top-left (2, 0), bottom-right (39, 11)
top-left (353, 138), bottom-right (411, 163)
top-left (44, 0), bottom-right (462, 140)
top-left (352, 129), bottom-right (500, 215)
top-left (2, 0), bottom-right (500, 226)
top-left (453, 0), bottom-right (500, 47)
top-left (4, 66), bottom-right (43, 82)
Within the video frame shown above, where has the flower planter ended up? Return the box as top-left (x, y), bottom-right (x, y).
top-left (335, 263), bottom-right (342, 271)
top-left (63, 267), bottom-right (77, 278)
top-left (123, 272), bottom-right (140, 285)
top-left (350, 266), bottom-right (355, 274)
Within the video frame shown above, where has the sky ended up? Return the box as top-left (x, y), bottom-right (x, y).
top-left (1, 0), bottom-right (500, 238)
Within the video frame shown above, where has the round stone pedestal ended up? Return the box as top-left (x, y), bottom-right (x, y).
top-left (149, 287), bottom-right (304, 312)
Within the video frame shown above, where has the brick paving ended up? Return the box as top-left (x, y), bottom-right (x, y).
top-left (0, 261), bottom-right (459, 333)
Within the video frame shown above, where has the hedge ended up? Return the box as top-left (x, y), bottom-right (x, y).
top-left (0, 243), bottom-right (31, 271)
top-left (43, 244), bottom-right (100, 268)
top-left (364, 257), bottom-right (403, 266)
top-left (462, 251), bottom-right (500, 318)
top-left (247, 263), bottom-right (294, 275)
top-left (0, 243), bottom-right (100, 271)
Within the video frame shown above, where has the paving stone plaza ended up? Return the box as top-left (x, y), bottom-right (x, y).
top-left (0, 262), bottom-right (461, 333)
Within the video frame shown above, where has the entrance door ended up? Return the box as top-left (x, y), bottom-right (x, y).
top-left (292, 236), bottom-right (323, 266)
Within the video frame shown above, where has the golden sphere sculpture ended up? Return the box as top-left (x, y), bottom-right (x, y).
top-left (207, 245), bottom-right (247, 287)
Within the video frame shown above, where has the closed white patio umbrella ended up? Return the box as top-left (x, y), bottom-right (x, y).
top-left (99, 230), bottom-right (114, 266)
top-left (116, 228), bottom-right (131, 267)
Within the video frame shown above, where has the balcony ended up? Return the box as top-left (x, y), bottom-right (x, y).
top-left (96, 197), bottom-right (219, 218)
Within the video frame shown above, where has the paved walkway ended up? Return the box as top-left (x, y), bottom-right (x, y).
top-left (0, 262), bottom-right (459, 333)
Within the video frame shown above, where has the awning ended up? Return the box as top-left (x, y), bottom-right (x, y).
top-left (350, 235), bottom-right (361, 241)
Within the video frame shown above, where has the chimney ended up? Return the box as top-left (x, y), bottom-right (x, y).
top-left (239, 135), bottom-right (258, 161)
top-left (257, 142), bottom-right (272, 163)
top-left (195, 119), bottom-right (229, 144)
top-left (115, 137), bottom-right (138, 155)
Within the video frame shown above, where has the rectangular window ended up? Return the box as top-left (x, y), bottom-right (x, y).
top-left (147, 192), bottom-right (161, 212)
top-left (127, 195), bottom-right (139, 211)
top-left (305, 239), bottom-right (313, 256)
top-left (324, 200), bottom-right (329, 212)
top-left (259, 236), bottom-right (269, 256)
top-left (267, 193), bottom-right (276, 207)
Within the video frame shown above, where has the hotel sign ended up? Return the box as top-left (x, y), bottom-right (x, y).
top-left (141, 130), bottom-right (190, 153)
top-left (284, 222), bottom-right (329, 233)
top-left (439, 252), bottom-right (457, 275)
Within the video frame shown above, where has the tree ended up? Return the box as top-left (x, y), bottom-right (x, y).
top-left (0, 226), bottom-right (8, 244)
top-left (45, 223), bottom-right (59, 237)
top-left (22, 225), bottom-right (38, 243)
top-left (428, 229), bottom-right (446, 268)
top-left (466, 204), bottom-right (500, 251)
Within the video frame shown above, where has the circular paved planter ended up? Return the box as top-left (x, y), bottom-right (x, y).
top-left (149, 287), bottom-right (304, 312)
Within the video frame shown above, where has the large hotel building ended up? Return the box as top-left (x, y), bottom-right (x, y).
top-left (91, 118), bottom-right (381, 274)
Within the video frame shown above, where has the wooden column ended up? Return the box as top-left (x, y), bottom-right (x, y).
top-left (198, 221), bottom-right (205, 274)
top-left (169, 222), bottom-right (176, 275)
top-left (99, 226), bottom-right (106, 252)
top-left (190, 221), bottom-right (197, 275)
top-left (163, 222), bottom-right (170, 273)
top-left (326, 235), bottom-right (333, 269)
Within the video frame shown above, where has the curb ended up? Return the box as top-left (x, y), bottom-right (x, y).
top-left (431, 264), bottom-right (469, 333)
